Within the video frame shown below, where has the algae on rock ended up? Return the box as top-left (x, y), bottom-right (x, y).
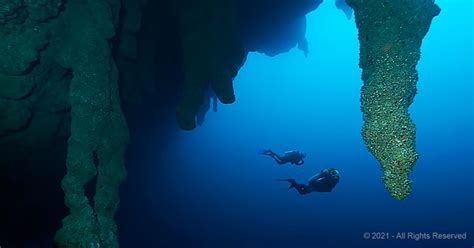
top-left (347, 0), bottom-right (440, 200)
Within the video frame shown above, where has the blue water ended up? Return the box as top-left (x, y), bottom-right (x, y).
top-left (120, 1), bottom-right (473, 247)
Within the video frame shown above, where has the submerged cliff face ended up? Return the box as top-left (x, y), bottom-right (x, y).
top-left (0, 0), bottom-right (71, 166)
top-left (0, 0), bottom-right (440, 246)
top-left (0, 1), bottom-right (72, 244)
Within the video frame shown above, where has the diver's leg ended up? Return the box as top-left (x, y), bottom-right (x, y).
top-left (278, 179), bottom-right (312, 194)
top-left (268, 152), bottom-right (285, 165)
top-left (292, 183), bottom-right (312, 195)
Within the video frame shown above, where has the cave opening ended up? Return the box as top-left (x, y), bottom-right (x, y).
top-left (117, 2), bottom-right (364, 247)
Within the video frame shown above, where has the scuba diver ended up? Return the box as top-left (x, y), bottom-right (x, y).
top-left (279, 168), bottom-right (340, 194)
top-left (258, 149), bottom-right (306, 165)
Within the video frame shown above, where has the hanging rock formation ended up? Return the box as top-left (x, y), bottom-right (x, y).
top-left (237, 0), bottom-right (323, 56)
top-left (347, 0), bottom-right (440, 200)
top-left (52, 0), bottom-right (128, 247)
top-left (175, 0), bottom-right (247, 130)
top-left (173, 0), bottom-right (324, 130)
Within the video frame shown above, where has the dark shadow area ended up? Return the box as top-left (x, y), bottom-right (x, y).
top-left (0, 143), bottom-right (68, 248)
top-left (237, 0), bottom-right (322, 56)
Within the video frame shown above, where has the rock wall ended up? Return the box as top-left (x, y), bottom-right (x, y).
top-left (0, 0), bottom-right (71, 166)
top-left (1, 0), bottom-right (128, 246)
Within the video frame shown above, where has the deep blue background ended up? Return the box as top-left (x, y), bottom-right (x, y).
top-left (119, 1), bottom-right (474, 247)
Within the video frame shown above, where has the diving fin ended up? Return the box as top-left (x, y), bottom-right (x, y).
top-left (277, 179), bottom-right (296, 189)
top-left (257, 148), bottom-right (271, 155)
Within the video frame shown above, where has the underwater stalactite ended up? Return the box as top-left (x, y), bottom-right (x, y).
top-left (175, 0), bottom-right (247, 130)
top-left (347, 0), bottom-right (440, 200)
top-left (237, 0), bottom-right (323, 56)
top-left (53, 0), bottom-right (129, 247)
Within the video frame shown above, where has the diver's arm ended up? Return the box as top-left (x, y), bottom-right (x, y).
top-left (295, 159), bottom-right (304, 165)
top-left (308, 172), bottom-right (323, 182)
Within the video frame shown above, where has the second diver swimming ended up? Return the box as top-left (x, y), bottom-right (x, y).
top-left (279, 168), bottom-right (340, 195)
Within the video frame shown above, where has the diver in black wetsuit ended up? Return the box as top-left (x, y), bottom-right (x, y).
top-left (258, 149), bottom-right (306, 165)
top-left (279, 168), bottom-right (340, 194)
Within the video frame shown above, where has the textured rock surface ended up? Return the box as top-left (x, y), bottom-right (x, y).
top-left (0, 0), bottom-right (128, 247)
top-left (0, 0), bottom-right (27, 24)
top-left (348, 0), bottom-right (440, 200)
top-left (52, 1), bottom-right (128, 247)
top-left (0, 0), bottom-right (70, 156)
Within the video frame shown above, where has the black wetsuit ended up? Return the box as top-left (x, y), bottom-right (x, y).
top-left (264, 150), bottom-right (305, 165)
top-left (282, 169), bottom-right (340, 195)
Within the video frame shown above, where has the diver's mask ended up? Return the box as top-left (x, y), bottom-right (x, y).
top-left (329, 169), bottom-right (340, 178)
